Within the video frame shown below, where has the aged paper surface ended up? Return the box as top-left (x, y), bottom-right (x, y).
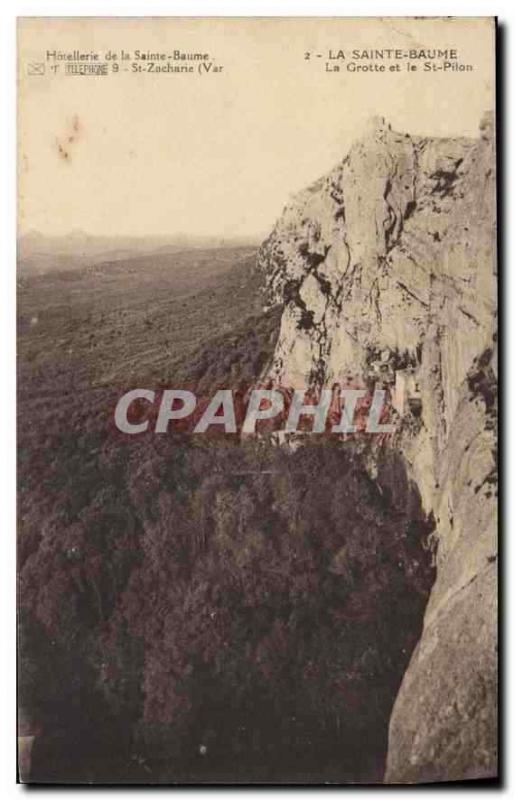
top-left (18, 17), bottom-right (497, 784)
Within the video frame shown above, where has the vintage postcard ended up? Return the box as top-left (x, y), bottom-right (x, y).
top-left (17, 17), bottom-right (497, 784)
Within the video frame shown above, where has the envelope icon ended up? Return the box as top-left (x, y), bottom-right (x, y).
top-left (27, 62), bottom-right (45, 75)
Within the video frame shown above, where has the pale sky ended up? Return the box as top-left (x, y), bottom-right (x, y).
top-left (18, 17), bottom-right (495, 239)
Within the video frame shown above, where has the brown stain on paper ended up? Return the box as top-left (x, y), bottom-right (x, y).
top-left (56, 115), bottom-right (81, 162)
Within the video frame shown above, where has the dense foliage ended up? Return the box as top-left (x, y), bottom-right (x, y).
top-left (18, 247), bottom-right (435, 782)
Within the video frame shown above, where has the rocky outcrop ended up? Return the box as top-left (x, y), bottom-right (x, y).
top-left (257, 113), bottom-right (497, 781)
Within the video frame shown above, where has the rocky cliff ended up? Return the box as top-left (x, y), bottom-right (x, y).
top-left (257, 114), bottom-right (497, 782)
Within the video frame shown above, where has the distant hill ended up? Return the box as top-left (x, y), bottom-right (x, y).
top-left (17, 231), bottom-right (263, 275)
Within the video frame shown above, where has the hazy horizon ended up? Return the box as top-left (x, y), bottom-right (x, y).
top-left (18, 229), bottom-right (264, 243)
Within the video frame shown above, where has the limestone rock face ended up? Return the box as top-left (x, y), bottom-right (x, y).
top-left (257, 115), bottom-right (497, 781)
